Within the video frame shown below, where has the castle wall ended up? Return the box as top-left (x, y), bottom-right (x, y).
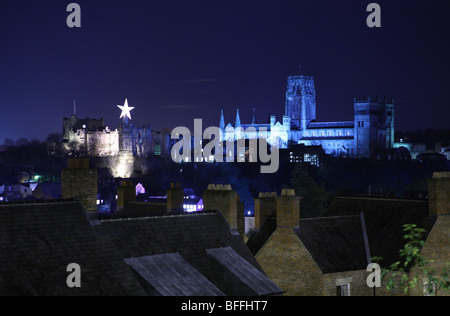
top-left (87, 130), bottom-right (120, 157)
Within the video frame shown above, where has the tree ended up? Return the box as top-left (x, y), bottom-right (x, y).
top-left (290, 166), bottom-right (328, 217)
top-left (15, 138), bottom-right (29, 147)
top-left (3, 139), bottom-right (14, 147)
top-left (374, 224), bottom-right (450, 295)
top-left (46, 133), bottom-right (64, 157)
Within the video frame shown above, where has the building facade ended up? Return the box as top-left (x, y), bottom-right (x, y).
top-left (62, 115), bottom-right (156, 157)
top-left (220, 74), bottom-right (395, 158)
top-left (62, 107), bottom-right (173, 178)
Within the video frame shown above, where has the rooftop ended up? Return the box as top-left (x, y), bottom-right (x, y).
top-left (0, 200), bottom-right (281, 296)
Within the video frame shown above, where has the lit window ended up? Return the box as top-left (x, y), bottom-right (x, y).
top-left (336, 278), bottom-right (352, 296)
top-left (337, 284), bottom-right (351, 296)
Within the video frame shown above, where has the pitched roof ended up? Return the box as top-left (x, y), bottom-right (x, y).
top-left (206, 247), bottom-right (283, 296)
top-left (326, 196), bottom-right (433, 267)
top-left (246, 216), bottom-right (277, 255)
top-left (294, 216), bottom-right (369, 273)
top-left (0, 200), bottom-right (277, 296)
top-left (0, 200), bottom-right (145, 296)
top-left (248, 196), bottom-right (433, 273)
top-left (124, 253), bottom-right (225, 296)
top-left (247, 215), bottom-right (369, 273)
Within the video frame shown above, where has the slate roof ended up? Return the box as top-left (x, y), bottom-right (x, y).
top-left (326, 196), bottom-right (433, 267)
top-left (0, 200), bottom-right (144, 296)
top-left (124, 253), bottom-right (225, 296)
top-left (307, 121), bottom-right (355, 129)
top-left (246, 216), bottom-right (277, 256)
top-left (99, 201), bottom-right (167, 220)
top-left (0, 200), bottom-right (279, 296)
top-left (206, 247), bottom-right (283, 296)
top-left (247, 215), bottom-right (369, 273)
top-left (32, 182), bottom-right (61, 199)
top-left (294, 216), bottom-right (369, 273)
top-left (246, 196), bottom-right (434, 274)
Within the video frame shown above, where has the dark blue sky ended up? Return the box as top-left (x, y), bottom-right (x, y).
top-left (0, 0), bottom-right (449, 141)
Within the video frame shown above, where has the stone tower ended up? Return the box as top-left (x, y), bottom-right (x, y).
top-left (285, 75), bottom-right (317, 130)
top-left (354, 96), bottom-right (395, 158)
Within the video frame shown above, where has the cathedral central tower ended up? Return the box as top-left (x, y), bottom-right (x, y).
top-left (285, 75), bottom-right (316, 130)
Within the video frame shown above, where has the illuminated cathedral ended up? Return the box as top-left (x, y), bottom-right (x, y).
top-left (220, 74), bottom-right (395, 158)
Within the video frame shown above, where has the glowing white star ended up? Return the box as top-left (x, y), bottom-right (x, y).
top-left (117, 98), bottom-right (135, 122)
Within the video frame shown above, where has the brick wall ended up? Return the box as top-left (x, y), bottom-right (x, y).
top-left (203, 184), bottom-right (240, 233)
top-left (428, 172), bottom-right (450, 216)
top-left (409, 216), bottom-right (450, 296)
top-left (276, 189), bottom-right (300, 228)
top-left (256, 227), bottom-right (322, 296)
top-left (322, 270), bottom-right (373, 296)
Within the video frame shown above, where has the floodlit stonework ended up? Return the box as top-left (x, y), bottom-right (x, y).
top-left (220, 74), bottom-right (395, 158)
top-left (62, 107), bottom-right (172, 178)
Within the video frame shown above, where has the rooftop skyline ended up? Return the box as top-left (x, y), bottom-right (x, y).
top-left (1, 0), bottom-right (449, 141)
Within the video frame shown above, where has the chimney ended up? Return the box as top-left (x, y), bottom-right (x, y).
top-left (167, 183), bottom-right (184, 214)
top-left (117, 180), bottom-right (136, 211)
top-left (276, 189), bottom-right (300, 228)
top-left (428, 172), bottom-right (450, 216)
top-left (237, 196), bottom-right (245, 237)
top-left (62, 158), bottom-right (97, 212)
top-left (203, 184), bottom-right (243, 235)
top-left (254, 192), bottom-right (277, 231)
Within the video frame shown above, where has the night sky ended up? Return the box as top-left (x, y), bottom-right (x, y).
top-left (0, 0), bottom-right (449, 142)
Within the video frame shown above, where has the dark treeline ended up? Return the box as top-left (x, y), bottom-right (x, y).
top-left (0, 133), bottom-right (66, 183)
top-left (1, 133), bottom-right (449, 217)
top-left (395, 129), bottom-right (450, 148)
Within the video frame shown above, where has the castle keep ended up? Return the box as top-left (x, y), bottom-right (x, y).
top-left (62, 99), bottom-right (172, 177)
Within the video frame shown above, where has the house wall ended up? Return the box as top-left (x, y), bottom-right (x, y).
top-left (322, 270), bottom-right (372, 296)
top-left (409, 215), bottom-right (450, 296)
top-left (255, 227), bottom-right (323, 296)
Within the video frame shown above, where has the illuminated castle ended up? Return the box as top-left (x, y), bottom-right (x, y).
top-left (220, 74), bottom-right (395, 158)
top-left (62, 99), bottom-right (171, 177)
